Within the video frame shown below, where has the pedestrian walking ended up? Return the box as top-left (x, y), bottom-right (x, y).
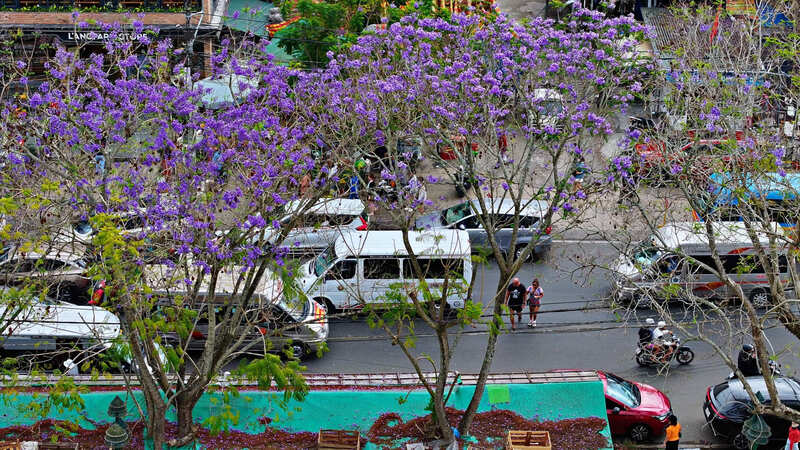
top-left (504, 278), bottom-right (526, 331)
top-left (786, 421), bottom-right (800, 450)
top-left (665, 415), bottom-right (681, 450)
top-left (571, 156), bottom-right (589, 194)
top-left (527, 278), bottom-right (543, 328)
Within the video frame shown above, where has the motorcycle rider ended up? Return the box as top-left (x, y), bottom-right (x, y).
top-left (737, 344), bottom-right (761, 377)
top-left (652, 321), bottom-right (676, 362)
top-left (638, 318), bottom-right (655, 345)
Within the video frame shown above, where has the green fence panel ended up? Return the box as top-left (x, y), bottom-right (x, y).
top-left (0, 381), bottom-right (611, 449)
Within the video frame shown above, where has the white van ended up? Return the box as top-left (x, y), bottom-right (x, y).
top-left (611, 221), bottom-right (793, 307)
top-left (300, 230), bottom-right (472, 313)
top-left (0, 288), bottom-right (120, 362)
top-left (141, 264), bottom-right (328, 359)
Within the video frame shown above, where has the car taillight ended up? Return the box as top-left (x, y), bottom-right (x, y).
top-left (191, 331), bottom-right (205, 339)
top-left (545, 226), bottom-right (552, 235)
top-left (357, 216), bottom-right (368, 231)
top-left (90, 280), bottom-right (105, 305)
top-left (314, 301), bottom-right (326, 321)
top-left (706, 387), bottom-right (728, 419)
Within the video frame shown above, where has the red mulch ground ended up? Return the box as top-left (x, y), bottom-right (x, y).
top-left (0, 408), bottom-right (607, 449)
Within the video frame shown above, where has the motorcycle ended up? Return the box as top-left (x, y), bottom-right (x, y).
top-left (635, 337), bottom-right (695, 366)
top-left (727, 360), bottom-right (782, 380)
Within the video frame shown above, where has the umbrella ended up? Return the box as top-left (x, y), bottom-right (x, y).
top-left (196, 74), bottom-right (257, 109)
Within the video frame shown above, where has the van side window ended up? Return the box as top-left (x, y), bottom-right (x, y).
top-left (721, 254), bottom-right (789, 274)
top-left (326, 260), bottom-right (357, 280)
top-left (364, 259), bottom-right (400, 279)
top-left (686, 255), bottom-right (717, 274)
top-left (403, 259), bottom-right (463, 279)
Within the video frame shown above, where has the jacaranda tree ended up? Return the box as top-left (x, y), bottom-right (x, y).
top-left (299, 10), bottom-right (648, 442)
top-left (0, 21), bottom-right (337, 448)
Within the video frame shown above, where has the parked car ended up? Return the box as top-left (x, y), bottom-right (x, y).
top-left (551, 369), bottom-right (672, 442)
top-left (238, 198), bottom-right (368, 256)
top-left (63, 208), bottom-right (173, 245)
top-left (704, 376), bottom-right (800, 449)
top-left (415, 198), bottom-right (551, 260)
top-left (635, 132), bottom-right (749, 178)
top-left (135, 264), bottom-right (327, 359)
top-left (599, 370), bottom-right (673, 441)
top-left (0, 287), bottom-right (120, 371)
top-left (0, 247), bottom-right (91, 304)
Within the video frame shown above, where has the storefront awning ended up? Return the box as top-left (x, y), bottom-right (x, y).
top-left (224, 0), bottom-right (293, 64)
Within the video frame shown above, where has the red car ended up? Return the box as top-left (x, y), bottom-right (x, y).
top-left (636, 138), bottom-right (750, 177)
top-left (599, 370), bottom-right (673, 441)
top-left (552, 369), bottom-right (673, 442)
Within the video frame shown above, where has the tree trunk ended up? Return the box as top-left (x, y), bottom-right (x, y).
top-left (457, 280), bottom-right (506, 436)
top-left (433, 327), bottom-right (455, 443)
top-left (175, 391), bottom-right (199, 445)
top-left (142, 387), bottom-right (167, 450)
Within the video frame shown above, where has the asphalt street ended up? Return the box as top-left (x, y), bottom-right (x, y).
top-left (303, 241), bottom-right (800, 446)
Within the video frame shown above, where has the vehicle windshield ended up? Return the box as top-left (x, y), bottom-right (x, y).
top-left (313, 251), bottom-right (335, 277)
top-left (631, 238), bottom-right (661, 266)
top-left (74, 220), bottom-right (93, 235)
top-left (442, 202), bottom-right (472, 225)
top-left (0, 247), bottom-right (10, 263)
top-left (605, 373), bottom-right (641, 408)
top-left (277, 298), bottom-right (309, 322)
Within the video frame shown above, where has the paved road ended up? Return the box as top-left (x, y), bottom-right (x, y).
top-left (303, 241), bottom-right (800, 446)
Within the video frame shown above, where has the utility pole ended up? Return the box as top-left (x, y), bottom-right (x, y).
top-left (185, 0), bottom-right (194, 72)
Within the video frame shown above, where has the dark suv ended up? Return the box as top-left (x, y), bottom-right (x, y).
top-left (416, 198), bottom-right (551, 260)
top-left (704, 376), bottom-right (800, 449)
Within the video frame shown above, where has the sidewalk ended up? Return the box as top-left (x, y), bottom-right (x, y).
top-left (402, 129), bottom-right (691, 243)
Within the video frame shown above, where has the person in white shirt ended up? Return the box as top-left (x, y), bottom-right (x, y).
top-left (652, 321), bottom-right (675, 361)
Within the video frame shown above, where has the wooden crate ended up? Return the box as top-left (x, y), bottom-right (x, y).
top-left (318, 429), bottom-right (361, 450)
top-left (505, 430), bottom-right (551, 450)
top-left (40, 443), bottom-right (79, 450)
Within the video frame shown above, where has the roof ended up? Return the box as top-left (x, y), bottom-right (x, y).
top-left (284, 198), bottom-right (365, 217)
top-left (727, 376), bottom-right (800, 403)
top-left (655, 221), bottom-right (780, 249)
top-left (334, 230), bottom-right (471, 259)
top-left (711, 172), bottom-right (800, 201)
top-left (468, 198), bottom-right (548, 218)
top-left (0, 244), bottom-right (87, 265)
top-left (224, 0), bottom-right (293, 63)
top-left (143, 264), bottom-right (282, 302)
top-left (532, 89), bottom-right (562, 101)
top-left (641, 7), bottom-right (789, 68)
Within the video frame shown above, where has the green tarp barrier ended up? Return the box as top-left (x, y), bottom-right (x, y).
top-left (0, 381), bottom-right (612, 449)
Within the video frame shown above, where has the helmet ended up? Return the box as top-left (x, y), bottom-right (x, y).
top-left (657, 321), bottom-right (666, 328)
top-left (645, 318), bottom-right (655, 325)
top-left (742, 344), bottom-right (754, 353)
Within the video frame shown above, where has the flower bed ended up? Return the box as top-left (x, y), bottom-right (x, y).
top-left (0, 408), bottom-right (607, 450)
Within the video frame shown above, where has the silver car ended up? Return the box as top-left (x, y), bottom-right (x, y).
top-left (416, 198), bottom-right (552, 260)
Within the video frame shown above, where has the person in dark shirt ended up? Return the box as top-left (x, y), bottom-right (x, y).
top-left (638, 318), bottom-right (655, 345)
top-left (738, 344), bottom-right (760, 377)
top-left (504, 278), bottom-right (527, 331)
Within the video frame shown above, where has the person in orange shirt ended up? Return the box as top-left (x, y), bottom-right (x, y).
top-left (665, 415), bottom-right (681, 450)
top-left (787, 421), bottom-right (800, 450)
